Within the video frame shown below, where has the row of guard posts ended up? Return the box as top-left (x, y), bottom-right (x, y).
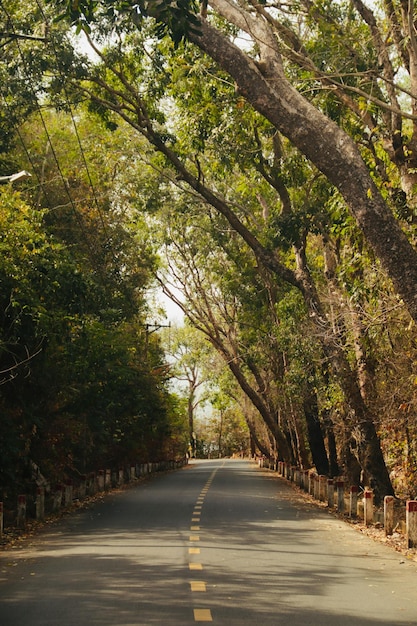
top-left (260, 459), bottom-right (417, 550)
top-left (0, 459), bottom-right (186, 538)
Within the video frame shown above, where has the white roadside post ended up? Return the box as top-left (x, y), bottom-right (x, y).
top-left (327, 479), bottom-right (334, 508)
top-left (406, 501), bottom-right (417, 548)
top-left (17, 495), bottom-right (26, 528)
top-left (36, 487), bottom-right (45, 521)
top-left (336, 480), bottom-right (345, 514)
top-left (364, 489), bottom-right (374, 526)
top-left (319, 475), bottom-right (327, 502)
top-left (349, 486), bottom-right (358, 518)
top-left (384, 496), bottom-right (395, 536)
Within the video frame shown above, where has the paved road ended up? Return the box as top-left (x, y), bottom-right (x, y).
top-left (1, 459), bottom-right (417, 625)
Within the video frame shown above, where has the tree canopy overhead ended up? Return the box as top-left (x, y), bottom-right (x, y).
top-left (0, 85), bottom-right (188, 501)
top-left (51, 0), bottom-right (417, 323)
top-left (3, 0), bottom-right (417, 502)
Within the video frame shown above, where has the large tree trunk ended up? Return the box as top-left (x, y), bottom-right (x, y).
top-left (187, 391), bottom-right (195, 456)
top-left (322, 411), bottom-right (340, 477)
top-left (84, 17), bottom-right (395, 498)
top-left (192, 17), bottom-right (417, 323)
top-left (293, 248), bottom-right (394, 501)
top-left (303, 385), bottom-right (330, 476)
top-left (225, 355), bottom-right (291, 461)
top-left (332, 355), bottom-right (393, 503)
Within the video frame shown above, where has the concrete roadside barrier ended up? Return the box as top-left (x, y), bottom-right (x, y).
top-left (319, 475), bottom-right (327, 502)
top-left (313, 474), bottom-right (320, 500)
top-left (53, 484), bottom-right (63, 512)
top-left (0, 458), bottom-right (187, 538)
top-left (97, 470), bottom-right (105, 491)
top-left (308, 472), bottom-right (315, 497)
top-left (79, 475), bottom-right (87, 499)
top-left (36, 487), bottom-right (45, 521)
top-left (349, 486), bottom-right (358, 518)
top-left (327, 479), bottom-right (334, 508)
top-left (364, 489), bottom-right (374, 526)
top-left (336, 480), bottom-right (345, 514)
top-left (384, 495), bottom-right (394, 536)
top-left (64, 480), bottom-right (73, 507)
top-left (406, 500), bottom-right (417, 548)
top-left (17, 495), bottom-right (26, 529)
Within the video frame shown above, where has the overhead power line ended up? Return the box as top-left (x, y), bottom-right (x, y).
top-left (0, 31), bottom-right (46, 42)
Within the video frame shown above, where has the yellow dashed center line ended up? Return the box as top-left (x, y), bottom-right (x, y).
top-left (189, 465), bottom-right (225, 623)
top-left (194, 608), bottom-right (213, 622)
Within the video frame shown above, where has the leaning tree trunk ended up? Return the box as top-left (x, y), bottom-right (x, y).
top-left (324, 338), bottom-right (393, 503)
top-left (342, 432), bottom-right (364, 488)
top-left (193, 16), bottom-right (417, 324)
top-left (323, 411), bottom-right (340, 477)
top-left (247, 427), bottom-right (264, 457)
top-left (84, 21), bottom-right (394, 499)
top-left (303, 384), bottom-right (330, 476)
top-left (293, 248), bottom-right (394, 502)
top-left (225, 356), bottom-right (291, 461)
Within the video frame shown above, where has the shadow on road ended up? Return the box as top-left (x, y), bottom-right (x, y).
top-left (1, 460), bottom-right (416, 625)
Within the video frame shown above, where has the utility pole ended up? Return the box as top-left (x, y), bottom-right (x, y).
top-left (144, 322), bottom-right (171, 358)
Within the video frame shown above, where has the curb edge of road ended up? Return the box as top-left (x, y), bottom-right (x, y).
top-left (0, 465), bottom-right (185, 552)
top-left (258, 464), bottom-right (417, 564)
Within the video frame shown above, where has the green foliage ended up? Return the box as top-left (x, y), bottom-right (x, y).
top-left (5, 0), bottom-right (417, 497)
top-left (0, 1), bottom-right (84, 156)
top-left (0, 112), bottom-right (186, 499)
top-left (40, 318), bottom-right (173, 471)
top-left (196, 407), bottom-right (249, 458)
top-left (50, 0), bottom-right (202, 44)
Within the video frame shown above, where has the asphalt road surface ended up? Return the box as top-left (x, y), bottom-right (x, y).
top-left (1, 458), bottom-right (417, 625)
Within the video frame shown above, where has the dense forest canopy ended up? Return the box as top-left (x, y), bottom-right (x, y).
top-left (2, 0), bottom-right (417, 503)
